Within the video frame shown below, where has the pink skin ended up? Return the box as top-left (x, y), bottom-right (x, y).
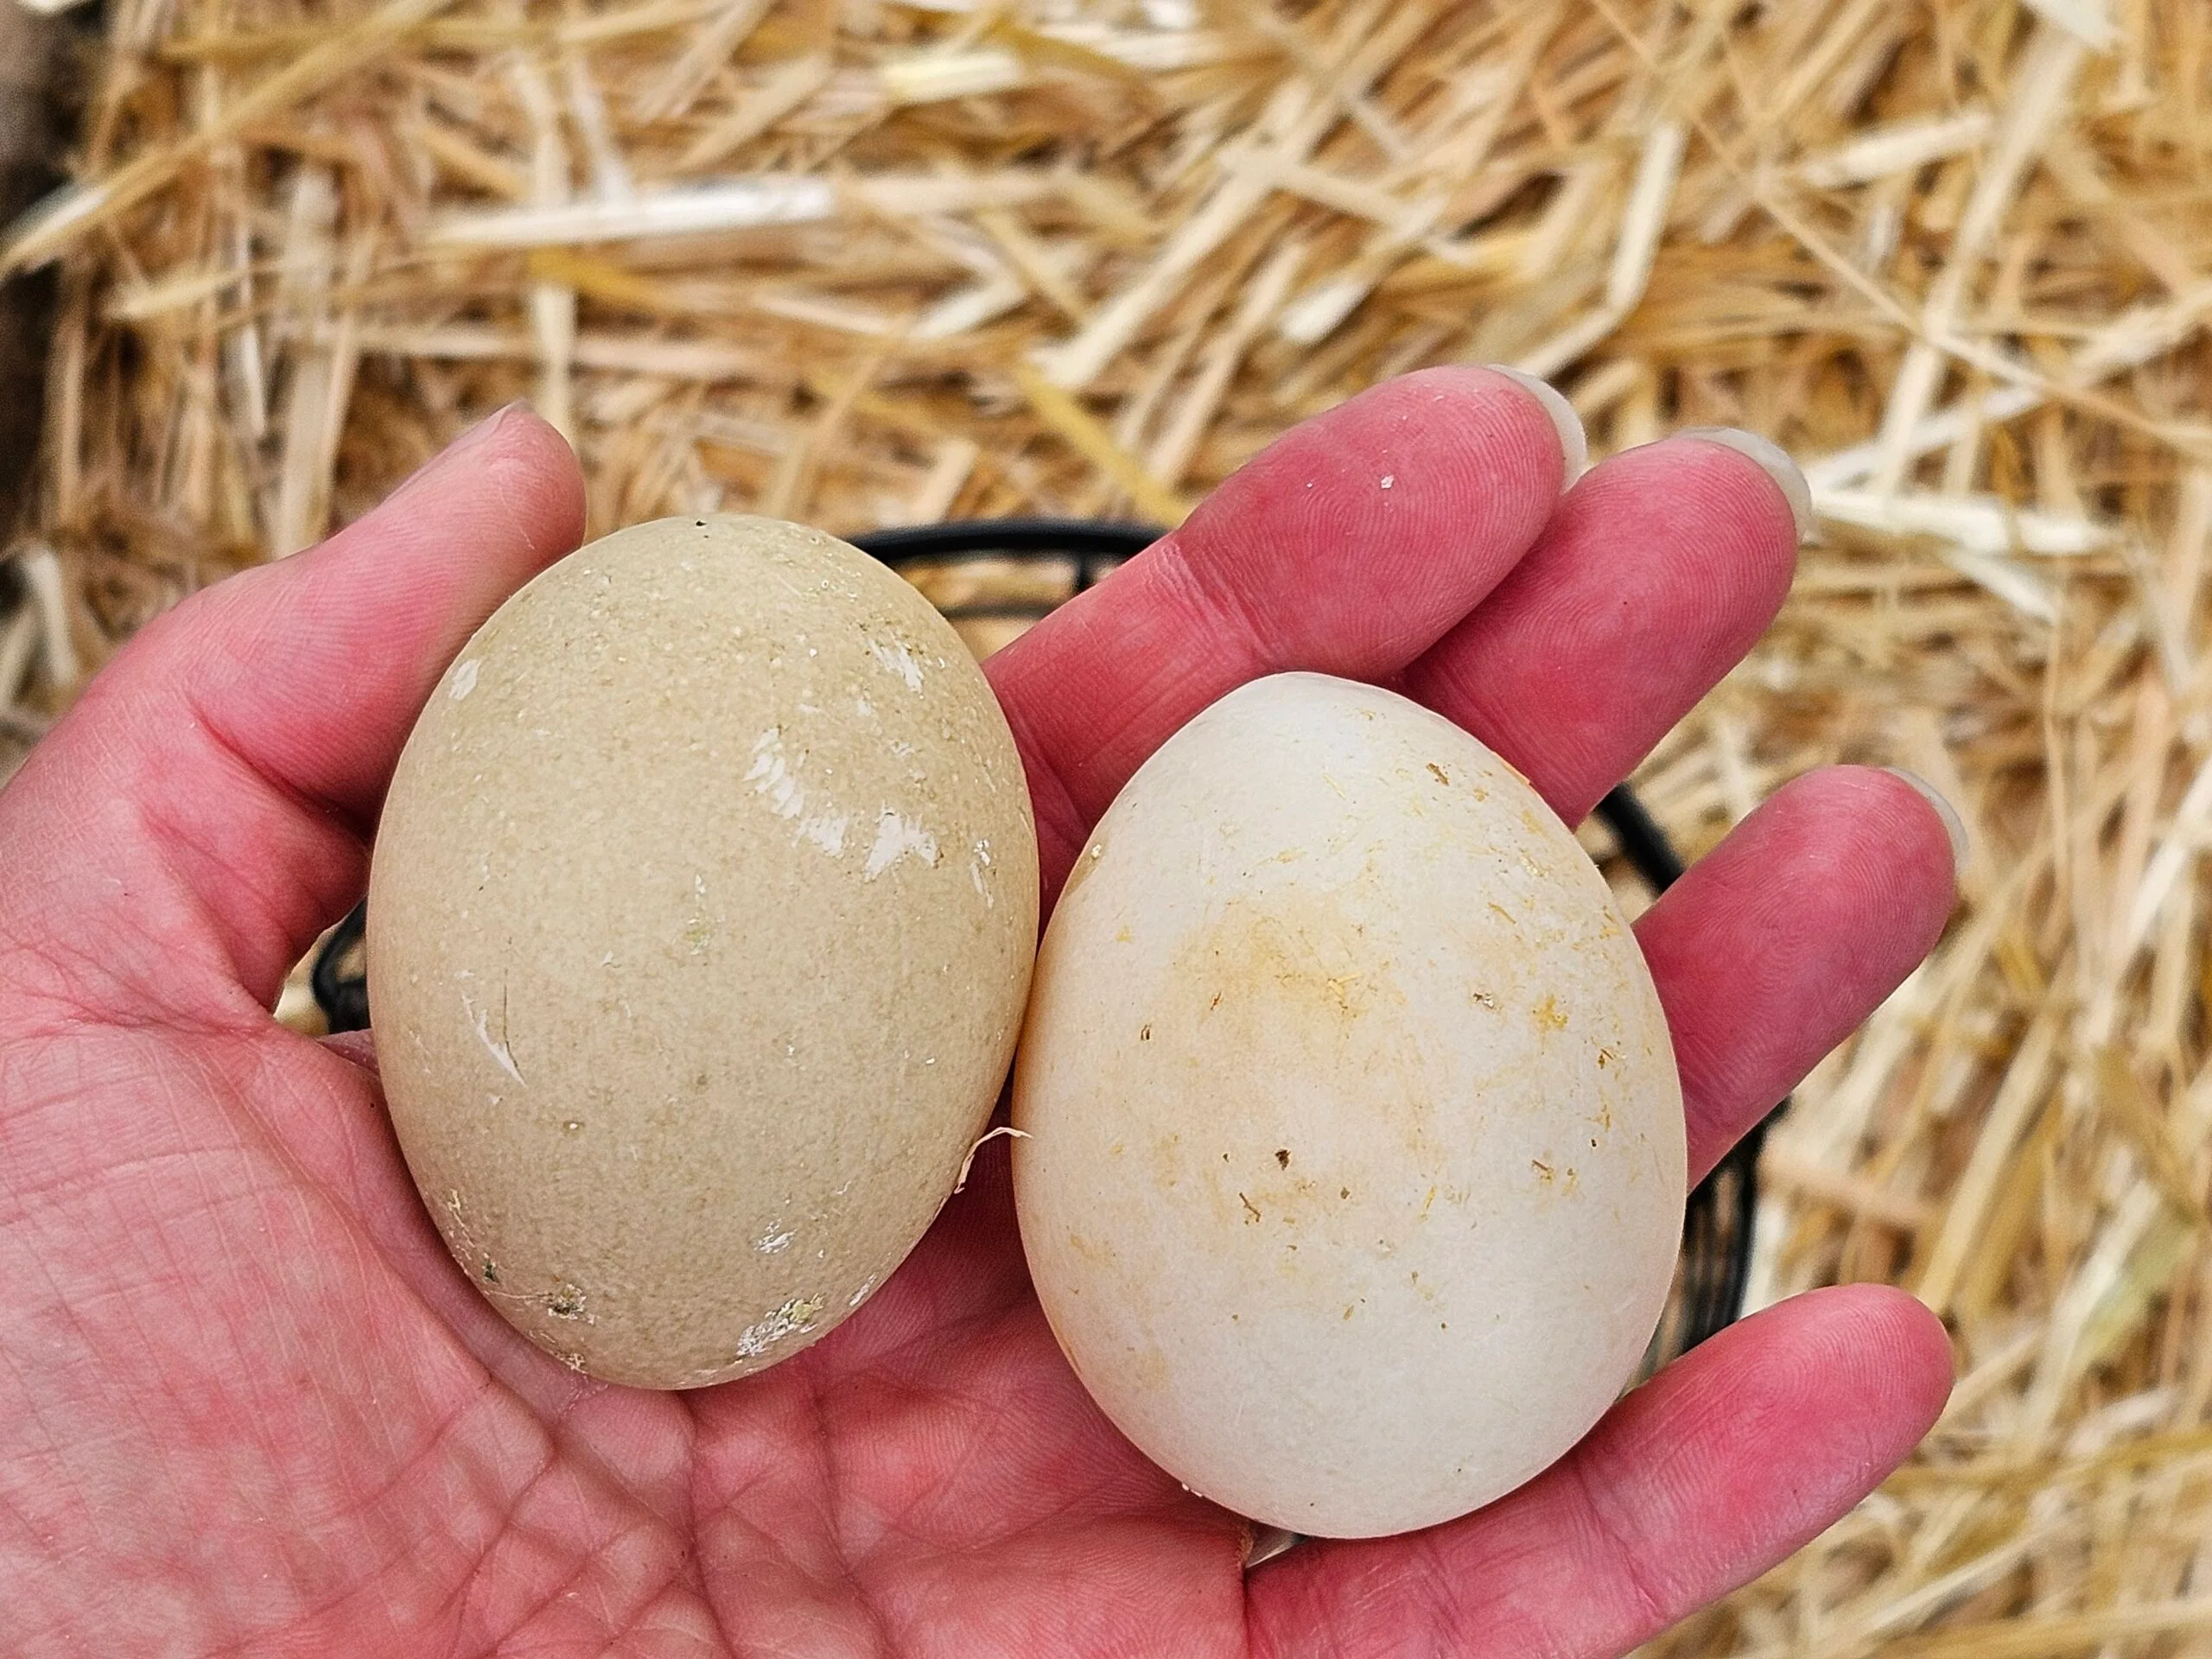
top-left (0, 369), bottom-right (1957, 1656)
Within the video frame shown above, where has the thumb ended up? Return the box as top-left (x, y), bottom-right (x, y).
top-left (0, 405), bottom-right (584, 1027)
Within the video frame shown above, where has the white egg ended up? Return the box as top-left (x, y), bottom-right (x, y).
top-left (1011, 672), bottom-right (1685, 1538)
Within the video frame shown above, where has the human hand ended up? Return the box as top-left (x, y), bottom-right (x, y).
top-left (0, 369), bottom-right (1958, 1656)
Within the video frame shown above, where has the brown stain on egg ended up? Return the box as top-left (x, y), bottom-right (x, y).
top-left (1177, 893), bottom-right (1393, 1029)
top-left (1122, 893), bottom-right (1437, 1237)
top-left (1065, 1230), bottom-right (1116, 1268)
top-left (1008, 672), bottom-right (1687, 1539)
top-left (1128, 1347), bottom-right (1172, 1390)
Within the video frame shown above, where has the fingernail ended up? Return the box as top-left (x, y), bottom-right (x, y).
top-left (1676, 427), bottom-right (1816, 543)
top-left (444, 400), bottom-right (528, 459)
top-left (1881, 767), bottom-right (1970, 880)
top-left (1486, 365), bottom-right (1587, 486)
top-left (393, 402), bottom-right (528, 497)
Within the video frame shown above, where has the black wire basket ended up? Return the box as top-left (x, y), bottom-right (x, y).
top-left (313, 516), bottom-right (1776, 1368)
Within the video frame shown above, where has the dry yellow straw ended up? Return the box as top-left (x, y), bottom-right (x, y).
top-left (7, 3), bottom-right (2212, 1652)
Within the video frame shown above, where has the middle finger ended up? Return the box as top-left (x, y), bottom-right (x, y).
top-left (1400, 432), bottom-right (1808, 827)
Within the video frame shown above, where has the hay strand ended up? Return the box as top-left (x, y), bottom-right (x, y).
top-left (7, 2), bottom-right (2212, 1652)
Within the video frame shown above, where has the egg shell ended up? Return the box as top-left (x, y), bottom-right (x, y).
top-left (1011, 671), bottom-right (1684, 1537)
top-left (366, 514), bottom-right (1038, 1389)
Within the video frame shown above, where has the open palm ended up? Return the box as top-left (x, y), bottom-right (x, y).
top-left (0, 370), bottom-right (1958, 1656)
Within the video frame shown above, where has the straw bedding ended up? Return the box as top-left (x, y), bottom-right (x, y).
top-left (0, 2), bottom-right (70, 558)
top-left (4, 0), bottom-right (2212, 1649)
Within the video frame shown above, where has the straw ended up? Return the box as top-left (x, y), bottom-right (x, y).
top-left (7, 3), bottom-right (2212, 1651)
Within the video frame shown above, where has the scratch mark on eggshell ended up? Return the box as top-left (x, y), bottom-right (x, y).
top-left (798, 813), bottom-right (849, 855)
top-left (734, 1295), bottom-right (826, 1358)
top-left (449, 659), bottom-right (480, 700)
top-left (756, 1223), bottom-right (794, 1254)
top-left (865, 633), bottom-right (926, 690)
top-left (865, 810), bottom-right (939, 879)
top-left (747, 727), bottom-right (808, 817)
top-left (748, 726), bottom-right (855, 856)
top-left (461, 994), bottom-right (524, 1084)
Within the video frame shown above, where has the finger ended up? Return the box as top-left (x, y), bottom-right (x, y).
top-left (1402, 433), bottom-right (1804, 826)
top-left (321, 1028), bottom-right (380, 1075)
top-left (0, 407), bottom-right (585, 1022)
top-left (176, 407), bottom-right (585, 829)
top-left (987, 365), bottom-right (1582, 895)
top-left (1638, 766), bottom-right (1961, 1183)
top-left (1246, 1285), bottom-right (1953, 1659)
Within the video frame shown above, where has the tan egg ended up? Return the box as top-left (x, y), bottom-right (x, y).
top-left (366, 514), bottom-right (1038, 1389)
top-left (1012, 672), bottom-right (1683, 1537)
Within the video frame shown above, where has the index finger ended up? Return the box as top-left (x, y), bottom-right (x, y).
top-left (985, 365), bottom-right (1579, 897)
